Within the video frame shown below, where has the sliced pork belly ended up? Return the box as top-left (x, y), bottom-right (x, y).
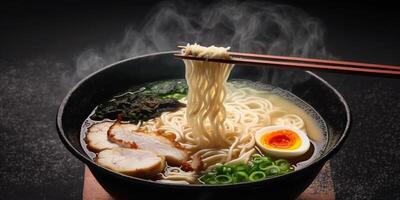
top-left (108, 122), bottom-right (188, 165)
top-left (85, 122), bottom-right (119, 152)
top-left (96, 148), bottom-right (165, 177)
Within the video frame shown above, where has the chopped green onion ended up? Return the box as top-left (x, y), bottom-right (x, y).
top-left (260, 156), bottom-right (273, 163)
top-left (198, 156), bottom-right (293, 184)
top-left (215, 166), bottom-right (224, 174)
top-left (252, 156), bottom-right (264, 164)
top-left (249, 163), bottom-right (260, 173)
top-left (249, 171), bottom-right (266, 181)
top-left (275, 159), bottom-right (291, 171)
top-left (258, 160), bottom-right (274, 171)
top-left (252, 155), bottom-right (273, 164)
top-left (264, 165), bottom-right (280, 176)
top-left (232, 171), bottom-right (249, 182)
top-left (222, 166), bottom-right (233, 174)
top-left (215, 175), bottom-right (233, 184)
top-left (208, 179), bottom-right (218, 184)
top-left (233, 164), bottom-right (248, 172)
top-left (199, 174), bottom-right (215, 184)
top-left (215, 166), bottom-right (233, 175)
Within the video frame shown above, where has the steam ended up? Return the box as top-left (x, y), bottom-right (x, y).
top-left (75, 0), bottom-right (330, 80)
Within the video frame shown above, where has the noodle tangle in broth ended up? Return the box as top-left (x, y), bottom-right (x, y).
top-left (84, 44), bottom-right (325, 185)
top-left (143, 44), bottom-right (306, 182)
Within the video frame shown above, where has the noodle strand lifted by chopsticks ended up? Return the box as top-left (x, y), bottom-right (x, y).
top-left (183, 43), bottom-right (234, 148)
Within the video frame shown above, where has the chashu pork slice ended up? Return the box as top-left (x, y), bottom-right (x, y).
top-left (96, 147), bottom-right (165, 177)
top-left (85, 122), bottom-right (119, 152)
top-left (108, 122), bottom-right (188, 165)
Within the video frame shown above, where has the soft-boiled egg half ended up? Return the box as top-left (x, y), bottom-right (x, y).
top-left (255, 125), bottom-right (310, 158)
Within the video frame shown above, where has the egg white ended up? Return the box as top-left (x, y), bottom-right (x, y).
top-left (255, 125), bottom-right (310, 158)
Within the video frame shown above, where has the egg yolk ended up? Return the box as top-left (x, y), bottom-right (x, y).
top-left (261, 129), bottom-right (301, 150)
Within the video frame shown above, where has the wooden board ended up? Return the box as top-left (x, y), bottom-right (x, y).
top-left (83, 162), bottom-right (335, 200)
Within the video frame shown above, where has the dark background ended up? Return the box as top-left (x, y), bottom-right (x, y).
top-left (0, 0), bottom-right (399, 199)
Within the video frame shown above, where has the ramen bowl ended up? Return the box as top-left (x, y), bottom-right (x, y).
top-left (57, 51), bottom-right (351, 199)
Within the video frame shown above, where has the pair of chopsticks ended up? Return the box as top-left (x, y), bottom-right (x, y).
top-left (175, 46), bottom-right (400, 76)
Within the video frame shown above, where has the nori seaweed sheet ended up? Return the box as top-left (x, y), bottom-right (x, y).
top-left (91, 80), bottom-right (187, 123)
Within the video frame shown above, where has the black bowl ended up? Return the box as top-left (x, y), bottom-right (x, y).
top-left (57, 51), bottom-right (351, 200)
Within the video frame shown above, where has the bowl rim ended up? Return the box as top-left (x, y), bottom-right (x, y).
top-left (56, 51), bottom-right (351, 189)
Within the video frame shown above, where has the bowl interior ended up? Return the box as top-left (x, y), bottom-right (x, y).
top-left (58, 51), bottom-right (350, 181)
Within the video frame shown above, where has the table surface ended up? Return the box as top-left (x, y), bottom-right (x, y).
top-left (0, 1), bottom-right (399, 200)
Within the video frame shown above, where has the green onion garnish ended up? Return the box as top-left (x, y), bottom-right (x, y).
top-left (198, 156), bottom-right (293, 185)
top-left (215, 175), bottom-right (233, 184)
top-left (249, 171), bottom-right (267, 181)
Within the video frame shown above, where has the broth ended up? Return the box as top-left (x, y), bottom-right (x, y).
top-left (80, 79), bottom-right (327, 184)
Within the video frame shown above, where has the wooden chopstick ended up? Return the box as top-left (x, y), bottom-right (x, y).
top-left (175, 46), bottom-right (400, 76)
top-left (228, 52), bottom-right (400, 71)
